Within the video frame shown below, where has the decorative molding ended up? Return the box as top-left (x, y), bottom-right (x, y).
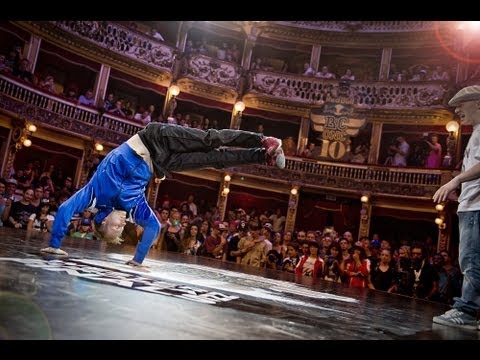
top-left (181, 54), bottom-right (242, 89)
top-left (177, 78), bottom-right (238, 103)
top-left (256, 22), bottom-right (457, 48)
top-left (274, 21), bottom-right (440, 33)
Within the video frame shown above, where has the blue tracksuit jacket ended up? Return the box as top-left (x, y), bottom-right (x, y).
top-left (49, 142), bottom-right (160, 263)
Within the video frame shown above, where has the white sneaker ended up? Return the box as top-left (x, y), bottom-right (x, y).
top-left (432, 308), bottom-right (477, 331)
top-left (40, 247), bottom-right (68, 256)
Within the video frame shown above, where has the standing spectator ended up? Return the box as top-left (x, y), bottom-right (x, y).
top-left (390, 136), bottom-right (410, 166)
top-left (295, 241), bottom-right (324, 278)
top-left (424, 134), bottom-right (442, 169)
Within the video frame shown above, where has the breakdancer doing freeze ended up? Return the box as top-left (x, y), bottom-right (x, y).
top-left (41, 123), bottom-right (285, 266)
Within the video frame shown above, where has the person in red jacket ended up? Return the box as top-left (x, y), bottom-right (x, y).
top-left (295, 241), bottom-right (324, 278)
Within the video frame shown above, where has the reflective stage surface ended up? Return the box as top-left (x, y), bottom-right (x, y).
top-left (0, 228), bottom-right (478, 340)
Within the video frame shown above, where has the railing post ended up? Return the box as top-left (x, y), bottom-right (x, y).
top-left (379, 47), bottom-right (392, 81)
top-left (24, 34), bottom-right (42, 74)
top-left (93, 64), bottom-right (111, 107)
top-left (368, 122), bottom-right (383, 165)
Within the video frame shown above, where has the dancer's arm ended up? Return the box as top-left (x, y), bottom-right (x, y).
top-left (132, 197), bottom-right (161, 264)
top-left (49, 185), bottom-right (93, 248)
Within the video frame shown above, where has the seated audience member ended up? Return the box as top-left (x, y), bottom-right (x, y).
top-left (13, 59), bottom-right (34, 83)
top-left (340, 69), bottom-right (355, 81)
top-left (134, 110), bottom-right (151, 126)
top-left (315, 66), bottom-right (336, 79)
top-left (27, 198), bottom-right (54, 233)
top-left (150, 28), bottom-right (164, 41)
top-left (71, 218), bottom-right (94, 239)
top-left (6, 188), bottom-right (37, 229)
top-left (78, 89), bottom-right (95, 107)
top-left (39, 75), bottom-right (58, 94)
top-left (64, 88), bottom-right (78, 102)
top-left (0, 54), bottom-right (12, 73)
top-left (108, 100), bottom-right (126, 117)
top-left (103, 93), bottom-right (115, 112)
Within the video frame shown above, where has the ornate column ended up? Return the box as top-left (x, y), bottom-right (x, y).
top-left (358, 197), bottom-right (372, 240)
top-left (24, 35), bottom-right (42, 74)
top-left (230, 100), bottom-right (245, 130)
top-left (378, 47), bottom-right (392, 81)
top-left (240, 23), bottom-right (260, 71)
top-left (284, 186), bottom-right (300, 233)
top-left (146, 177), bottom-right (162, 208)
top-left (241, 37), bottom-right (256, 71)
top-left (176, 21), bottom-right (194, 51)
top-left (297, 117), bottom-right (311, 156)
top-left (310, 45), bottom-right (322, 73)
top-left (93, 64), bottom-right (111, 106)
top-left (216, 174), bottom-right (231, 221)
top-left (79, 143), bottom-right (97, 188)
top-left (367, 122), bottom-right (383, 165)
top-left (1, 128), bottom-right (13, 178)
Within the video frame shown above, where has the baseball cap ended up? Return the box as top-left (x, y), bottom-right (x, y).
top-left (81, 218), bottom-right (92, 226)
top-left (263, 222), bottom-right (274, 232)
top-left (71, 213), bottom-right (82, 221)
top-left (214, 221), bottom-right (227, 231)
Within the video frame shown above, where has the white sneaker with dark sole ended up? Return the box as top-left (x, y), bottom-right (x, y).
top-left (432, 309), bottom-right (478, 331)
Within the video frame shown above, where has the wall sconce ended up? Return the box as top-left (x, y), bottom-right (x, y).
top-left (444, 120), bottom-right (460, 167)
top-left (14, 121), bottom-right (37, 151)
top-left (168, 83), bottom-right (180, 118)
top-left (233, 100), bottom-right (245, 129)
top-left (94, 142), bottom-right (104, 152)
top-left (221, 173), bottom-right (231, 197)
top-left (435, 203), bottom-right (447, 229)
top-left (360, 195), bottom-right (369, 203)
top-left (446, 120), bottom-right (459, 134)
top-left (288, 184), bottom-right (300, 207)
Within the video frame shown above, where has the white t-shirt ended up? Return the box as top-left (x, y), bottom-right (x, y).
top-left (29, 213), bottom-right (55, 231)
top-left (458, 125), bottom-right (480, 212)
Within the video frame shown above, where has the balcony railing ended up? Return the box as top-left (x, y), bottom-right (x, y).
top-left (229, 157), bottom-right (445, 199)
top-left (0, 74), bottom-right (450, 199)
top-left (248, 71), bottom-right (447, 108)
top-left (0, 74), bottom-right (143, 144)
top-left (181, 53), bottom-right (242, 89)
top-left (51, 21), bottom-right (176, 71)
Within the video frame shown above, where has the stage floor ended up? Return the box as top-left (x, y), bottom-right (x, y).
top-left (0, 227), bottom-right (478, 340)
